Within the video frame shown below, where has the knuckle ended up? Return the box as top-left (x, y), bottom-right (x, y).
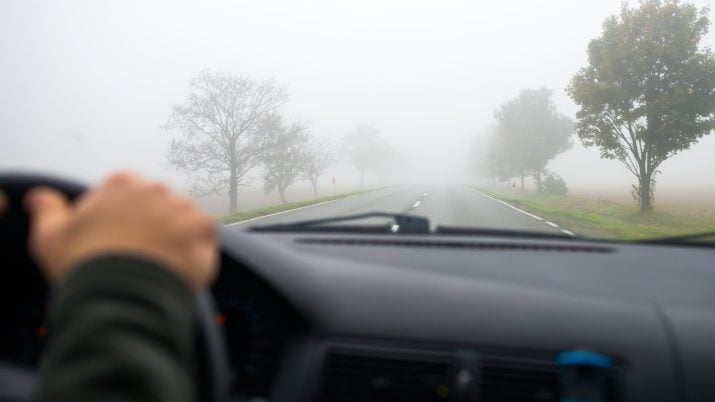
top-left (107, 171), bottom-right (140, 186)
top-left (145, 182), bottom-right (169, 195)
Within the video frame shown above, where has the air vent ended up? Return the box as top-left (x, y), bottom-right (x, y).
top-left (319, 348), bottom-right (457, 402)
top-left (297, 238), bottom-right (613, 253)
top-left (480, 358), bottom-right (559, 402)
top-left (479, 357), bottom-right (619, 402)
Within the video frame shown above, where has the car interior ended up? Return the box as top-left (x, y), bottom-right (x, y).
top-left (1, 173), bottom-right (715, 402)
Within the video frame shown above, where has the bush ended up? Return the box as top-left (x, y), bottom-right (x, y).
top-left (541, 173), bottom-right (568, 195)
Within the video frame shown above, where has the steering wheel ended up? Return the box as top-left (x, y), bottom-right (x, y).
top-left (0, 172), bottom-right (230, 402)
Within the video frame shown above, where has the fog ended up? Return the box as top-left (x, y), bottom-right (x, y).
top-left (1, 0), bottom-right (714, 214)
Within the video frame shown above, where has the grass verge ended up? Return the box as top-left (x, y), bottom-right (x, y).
top-left (219, 189), bottom-right (378, 225)
top-left (480, 187), bottom-right (715, 240)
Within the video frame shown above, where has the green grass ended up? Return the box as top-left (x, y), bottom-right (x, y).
top-left (480, 187), bottom-right (715, 240)
top-left (218, 189), bottom-right (378, 224)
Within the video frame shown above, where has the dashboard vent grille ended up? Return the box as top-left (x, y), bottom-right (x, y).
top-left (296, 238), bottom-right (613, 253)
top-left (319, 348), bottom-right (456, 402)
top-left (479, 357), bottom-right (619, 402)
top-left (480, 358), bottom-right (559, 402)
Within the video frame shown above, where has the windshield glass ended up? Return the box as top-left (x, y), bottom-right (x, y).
top-left (2, 0), bottom-right (714, 241)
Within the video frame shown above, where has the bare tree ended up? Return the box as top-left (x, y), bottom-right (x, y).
top-left (164, 70), bottom-right (288, 214)
top-left (303, 136), bottom-right (338, 198)
top-left (259, 115), bottom-right (310, 204)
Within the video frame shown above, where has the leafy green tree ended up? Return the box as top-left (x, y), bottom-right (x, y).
top-left (568, 0), bottom-right (715, 213)
top-left (258, 115), bottom-right (310, 204)
top-left (494, 87), bottom-right (573, 191)
top-left (485, 131), bottom-right (518, 183)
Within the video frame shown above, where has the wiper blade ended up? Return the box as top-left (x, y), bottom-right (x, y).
top-left (250, 212), bottom-right (431, 234)
top-left (635, 231), bottom-right (715, 245)
top-left (435, 225), bottom-right (577, 240)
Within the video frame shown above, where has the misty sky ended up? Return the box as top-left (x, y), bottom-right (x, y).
top-left (1, 0), bottom-right (714, 193)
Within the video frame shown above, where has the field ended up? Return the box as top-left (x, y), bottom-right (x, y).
top-left (481, 187), bottom-right (715, 240)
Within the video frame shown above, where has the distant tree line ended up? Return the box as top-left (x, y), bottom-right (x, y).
top-left (164, 70), bottom-right (339, 214)
top-left (164, 70), bottom-right (394, 214)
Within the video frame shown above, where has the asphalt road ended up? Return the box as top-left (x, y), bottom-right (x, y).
top-left (227, 184), bottom-right (573, 236)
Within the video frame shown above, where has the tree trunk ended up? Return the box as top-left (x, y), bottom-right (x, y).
top-left (311, 179), bottom-right (318, 198)
top-left (278, 187), bottom-right (287, 204)
top-left (228, 167), bottom-right (238, 215)
top-left (520, 172), bottom-right (525, 191)
top-left (639, 174), bottom-right (653, 213)
top-left (535, 171), bottom-right (543, 193)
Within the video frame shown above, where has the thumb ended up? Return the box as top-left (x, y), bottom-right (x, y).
top-left (25, 187), bottom-right (71, 245)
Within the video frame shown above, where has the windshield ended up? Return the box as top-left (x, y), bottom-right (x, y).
top-left (2, 0), bottom-right (714, 241)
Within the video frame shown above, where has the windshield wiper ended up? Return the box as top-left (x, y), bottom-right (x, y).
top-left (250, 212), bottom-right (431, 234)
top-left (435, 225), bottom-right (577, 240)
top-left (250, 212), bottom-right (578, 240)
top-left (635, 231), bottom-right (715, 245)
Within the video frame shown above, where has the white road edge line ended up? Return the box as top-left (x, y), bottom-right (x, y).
top-left (226, 192), bottom-right (365, 226)
top-left (546, 221), bottom-right (559, 227)
top-left (561, 229), bottom-right (576, 236)
top-left (412, 200), bottom-right (421, 208)
top-left (475, 190), bottom-right (544, 221)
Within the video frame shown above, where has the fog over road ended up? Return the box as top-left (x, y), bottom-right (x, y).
top-left (226, 184), bottom-right (573, 236)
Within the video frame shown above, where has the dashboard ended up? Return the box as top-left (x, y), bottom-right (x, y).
top-left (215, 227), bottom-right (715, 402)
top-left (2, 226), bottom-right (715, 402)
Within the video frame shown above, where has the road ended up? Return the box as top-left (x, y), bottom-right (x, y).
top-left (227, 184), bottom-right (573, 236)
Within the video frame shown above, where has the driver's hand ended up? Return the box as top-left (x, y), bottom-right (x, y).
top-left (24, 172), bottom-right (217, 291)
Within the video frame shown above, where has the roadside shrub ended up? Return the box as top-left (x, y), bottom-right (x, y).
top-left (541, 173), bottom-right (568, 195)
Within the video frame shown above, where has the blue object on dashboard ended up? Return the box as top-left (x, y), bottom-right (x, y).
top-left (558, 350), bottom-right (613, 402)
top-left (557, 351), bottom-right (613, 368)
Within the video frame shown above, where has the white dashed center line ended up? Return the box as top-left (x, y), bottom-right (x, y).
top-left (546, 221), bottom-right (559, 227)
top-left (412, 201), bottom-right (421, 208)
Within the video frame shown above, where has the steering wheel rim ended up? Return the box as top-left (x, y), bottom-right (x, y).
top-left (0, 172), bottom-right (230, 402)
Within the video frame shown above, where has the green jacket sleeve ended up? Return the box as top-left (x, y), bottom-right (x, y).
top-left (36, 256), bottom-right (198, 402)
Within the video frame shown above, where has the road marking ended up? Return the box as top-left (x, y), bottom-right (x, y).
top-left (412, 200), bottom-right (421, 208)
top-left (226, 192), bottom-right (368, 226)
top-left (476, 190), bottom-right (544, 221)
top-left (546, 221), bottom-right (559, 227)
top-left (561, 229), bottom-right (575, 236)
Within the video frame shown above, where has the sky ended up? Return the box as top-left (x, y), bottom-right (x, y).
top-left (1, 0), bottom-right (714, 197)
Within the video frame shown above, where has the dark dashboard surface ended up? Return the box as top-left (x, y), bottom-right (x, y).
top-left (2, 228), bottom-right (715, 402)
top-left (216, 228), bottom-right (715, 402)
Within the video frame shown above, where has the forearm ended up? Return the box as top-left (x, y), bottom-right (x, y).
top-left (36, 256), bottom-right (198, 402)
